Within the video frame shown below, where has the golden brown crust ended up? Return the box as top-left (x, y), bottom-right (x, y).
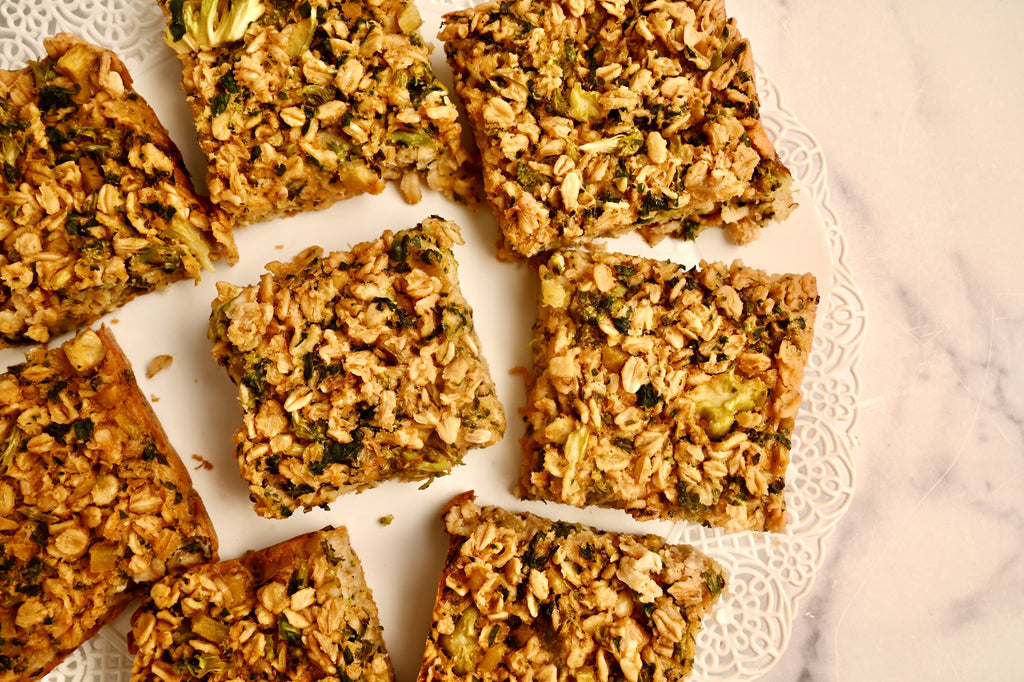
top-left (0, 325), bottom-right (218, 682)
top-left (0, 34), bottom-right (237, 348)
top-left (208, 217), bottom-right (506, 518)
top-left (440, 0), bottom-right (796, 258)
top-left (129, 526), bottom-right (394, 682)
top-left (154, 0), bottom-right (481, 225)
top-left (516, 251), bottom-right (818, 532)
top-left (417, 493), bottom-right (727, 682)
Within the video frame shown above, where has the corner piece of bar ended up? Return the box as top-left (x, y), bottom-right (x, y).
top-left (129, 526), bottom-right (394, 682)
top-left (0, 326), bottom-right (218, 682)
top-left (0, 33), bottom-right (236, 347)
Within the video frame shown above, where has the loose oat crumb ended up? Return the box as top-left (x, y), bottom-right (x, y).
top-left (379, 514), bottom-right (395, 526)
top-left (192, 454), bottom-right (214, 471)
top-left (146, 354), bottom-right (174, 378)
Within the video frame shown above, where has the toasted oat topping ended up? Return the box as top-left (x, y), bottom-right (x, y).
top-left (129, 526), bottom-right (394, 682)
top-left (0, 34), bottom-right (236, 347)
top-left (209, 217), bottom-right (505, 518)
top-left (0, 327), bottom-right (218, 682)
top-left (517, 250), bottom-right (818, 532)
top-left (156, 0), bottom-right (481, 225)
top-left (440, 0), bottom-right (795, 258)
top-left (417, 493), bottom-right (726, 682)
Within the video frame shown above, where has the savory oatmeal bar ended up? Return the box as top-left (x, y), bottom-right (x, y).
top-left (517, 250), bottom-right (818, 532)
top-left (0, 33), bottom-right (236, 348)
top-left (156, 0), bottom-right (480, 224)
top-left (440, 0), bottom-right (796, 258)
top-left (417, 492), bottom-right (726, 682)
top-left (209, 217), bottom-right (505, 518)
top-left (129, 526), bottom-right (393, 682)
top-left (0, 326), bottom-right (218, 682)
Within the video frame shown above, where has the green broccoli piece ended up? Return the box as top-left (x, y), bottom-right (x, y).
top-left (578, 128), bottom-right (644, 156)
top-left (389, 128), bottom-right (437, 149)
top-left (0, 423), bottom-right (21, 474)
top-left (0, 100), bottom-right (28, 184)
top-left (287, 3), bottom-right (318, 58)
top-left (167, 0), bottom-right (267, 50)
top-left (165, 214), bottom-right (214, 272)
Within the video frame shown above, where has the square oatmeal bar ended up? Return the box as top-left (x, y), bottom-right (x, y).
top-left (416, 492), bottom-right (726, 681)
top-left (129, 526), bottom-right (394, 682)
top-left (517, 250), bottom-right (818, 532)
top-left (440, 0), bottom-right (796, 258)
top-left (156, 0), bottom-right (480, 224)
top-left (0, 326), bottom-right (218, 682)
top-left (209, 217), bottom-right (505, 518)
top-left (0, 34), bottom-right (236, 347)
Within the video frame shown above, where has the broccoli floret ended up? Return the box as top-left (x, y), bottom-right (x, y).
top-left (389, 128), bottom-right (437, 149)
top-left (167, 0), bottom-right (267, 50)
top-left (1, 135), bottom-right (24, 185)
top-left (0, 423), bottom-right (21, 474)
top-left (1, 100), bottom-right (28, 184)
top-left (578, 128), bottom-right (645, 156)
top-left (568, 82), bottom-right (602, 122)
top-left (287, 3), bottom-right (318, 58)
top-left (165, 214), bottom-right (214, 272)
top-left (297, 84), bottom-right (335, 107)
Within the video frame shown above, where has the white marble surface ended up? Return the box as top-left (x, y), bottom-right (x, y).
top-left (730, 1), bottom-right (1024, 679)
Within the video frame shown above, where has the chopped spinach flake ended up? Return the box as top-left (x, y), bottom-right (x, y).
top-left (309, 430), bottom-right (363, 476)
top-left (38, 84), bottom-right (80, 112)
top-left (72, 417), bottom-right (94, 442)
top-left (210, 91), bottom-right (230, 117)
top-left (42, 422), bottom-right (72, 441)
top-left (635, 383), bottom-right (660, 409)
top-left (141, 440), bottom-right (168, 465)
top-left (168, 0), bottom-right (187, 42)
top-left (702, 568), bottom-right (725, 596)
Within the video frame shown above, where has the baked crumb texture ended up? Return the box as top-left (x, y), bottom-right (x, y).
top-left (0, 33), bottom-right (237, 348)
top-left (129, 526), bottom-right (394, 682)
top-left (517, 250), bottom-right (818, 532)
top-left (440, 0), bottom-right (796, 258)
top-left (209, 217), bottom-right (506, 519)
top-left (417, 492), bottom-right (727, 682)
top-left (0, 326), bottom-right (218, 682)
top-left (156, 0), bottom-right (481, 225)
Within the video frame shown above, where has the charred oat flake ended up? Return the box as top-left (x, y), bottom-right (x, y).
top-left (416, 492), bottom-right (726, 682)
top-left (0, 34), bottom-right (236, 348)
top-left (440, 0), bottom-right (796, 258)
top-left (209, 217), bottom-right (505, 518)
top-left (156, 0), bottom-right (481, 224)
top-left (129, 526), bottom-right (394, 682)
top-left (0, 327), bottom-right (218, 682)
top-left (517, 250), bottom-right (818, 532)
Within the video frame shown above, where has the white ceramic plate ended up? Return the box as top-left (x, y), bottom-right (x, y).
top-left (0, 1), bottom-right (865, 679)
